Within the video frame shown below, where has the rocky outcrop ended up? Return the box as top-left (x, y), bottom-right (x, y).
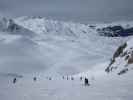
top-left (97, 25), bottom-right (133, 37)
top-left (105, 39), bottom-right (133, 75)
top-left (0, 17), bottom-right (35, 37)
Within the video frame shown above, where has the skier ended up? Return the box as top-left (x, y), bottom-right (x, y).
top-left (49, 77), bottom-right (52, 80)
top-left (62, 76), bottom-right (65, 79)
top-left (66, 77), bottom-right (69, 80)
top-left (84, 78), bottom-right (90, 86)
top-left (80, 76), bottom-right (83, 80)
top-left (33, 77), bottom-right (37, 81)
top-left (13, 78), bottom-right (17, 84)
top-left (71, 77), bottom-right (74, 80)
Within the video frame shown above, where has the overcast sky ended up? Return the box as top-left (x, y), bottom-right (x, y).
top-left (0, 0), bottom-right (133, 23)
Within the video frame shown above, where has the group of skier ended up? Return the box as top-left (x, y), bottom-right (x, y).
top-left (12, 76), bottom-right (90, 86)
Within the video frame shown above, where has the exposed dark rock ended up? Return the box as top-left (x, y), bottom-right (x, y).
top-left (106, 43), bottom-right (127, 73)
top-left (97, 25), bottom-right (133, 37)
top-left (118, 68), bottom-right (128, 75)
top-left (7, 19), bottom-right (20, 32)
top-left (128, 56), bottom-right (133, 64)
top-left (125, 55), bottom-right (130, 61)
top-left (113, 43), bottom-right (127, 59)
top-left (89, 25), bottom-right (96, 29)
top-left (105, 43), bottom-right (127, 73)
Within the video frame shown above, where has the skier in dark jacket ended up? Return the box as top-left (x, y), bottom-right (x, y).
top-left (13, 78), bottom-right (17, 84)
top-left (84, 78), bottom-right (90, 86)
top-left (49, 77), bottom-right (52, 80)
top-left (66, 76), bottom-right (69, 80)
top-left (71, 77), bottom-right (74, 80)
top-left (33, 77), bottom-right (37, 81)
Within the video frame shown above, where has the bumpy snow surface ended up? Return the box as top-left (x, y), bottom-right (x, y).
top-left (0, 16), bottom-right (133, 100)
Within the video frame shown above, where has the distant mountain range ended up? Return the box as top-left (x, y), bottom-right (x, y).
top-left (0, 16), bottom-right (132, 75)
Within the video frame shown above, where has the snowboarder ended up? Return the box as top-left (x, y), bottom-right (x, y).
top-left (13, 78), bottom-right (17, 84)
top-left (84, 78), bottom-right (90, 86)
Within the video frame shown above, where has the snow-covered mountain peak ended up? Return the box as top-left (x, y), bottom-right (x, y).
top-left (15, 16), bottom-right (96, 39)
top-left (15, 16), bottom-right (133, 38)
top-left (0, 16), bottom-right (36, 39)
top-left (0, 16), bottom-right (24, 32)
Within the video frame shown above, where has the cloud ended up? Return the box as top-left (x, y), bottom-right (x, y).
top-left (0, 0), bottom-right (133, 23)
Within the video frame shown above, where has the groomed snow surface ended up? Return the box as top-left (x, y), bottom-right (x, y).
top-left (1, 62), bottom-right (133, 100)
top-left (0, 16), bottom-right (133, 100)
